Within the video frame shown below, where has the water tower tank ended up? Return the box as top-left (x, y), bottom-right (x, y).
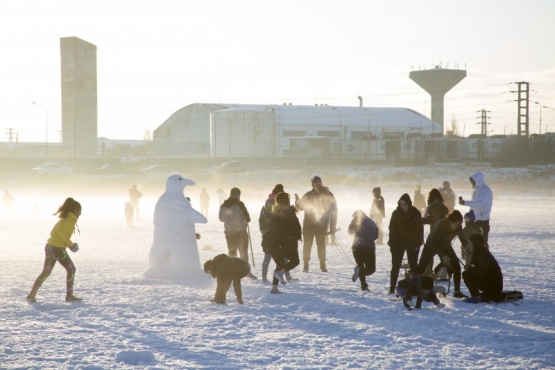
top-left (409, 66), bottom-right (466, 136)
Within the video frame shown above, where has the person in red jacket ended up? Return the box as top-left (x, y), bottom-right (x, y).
top-left (27, 198), bottom-right (82, 302)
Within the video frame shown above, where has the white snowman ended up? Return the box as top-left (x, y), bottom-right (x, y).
top-left (145, 174), bottom-right (207, 278)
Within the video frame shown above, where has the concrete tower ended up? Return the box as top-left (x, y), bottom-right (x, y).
top-left (409, 66), bottom-right (466, 135)
top-left (60, 37), bottom-right (97, 158)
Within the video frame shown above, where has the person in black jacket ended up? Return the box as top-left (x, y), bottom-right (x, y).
top-left (264, 192), bottom-right (302, 294)
top-left (422, 188), bottom-right (449, 232)
top-left (259, 184), bottom-right (285, 282)
top-left (421, 188), bottom-right (449, 276)
top-left (387, 194), bottom-right (424, 294)
top-left (414, 211), bottom-right (472, 298)
top-left (204, 254), bottom-right (251, 304)
top-left (463, 234), bottom-right (503, 303)
top-left (348, 210), bottom-right (379, 291)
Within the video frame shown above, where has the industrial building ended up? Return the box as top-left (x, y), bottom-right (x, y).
top-left (153, 103), bottom-right (442, 160)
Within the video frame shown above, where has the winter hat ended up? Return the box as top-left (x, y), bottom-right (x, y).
top-left (230, 187), bottom-right (241, 198)
top-left (272, 184), bottom-right (284, 194)
top-left (203, 260), bottom-right (213, 274)
top-left (464, 210), bottom-right (476, 222)
top-left (443, 181), bottom-right (450, 187)
top-left (373, 187), bottom-right (381, 196)
top-left (311, 175), bottom-right (322, 183)
top-left (421, 276), bottom-right (434, 291)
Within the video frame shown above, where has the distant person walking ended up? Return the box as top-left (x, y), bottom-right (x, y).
top-left (413, 185), bottom-right (426, 216)
top-left (200, 188), bottom-right (210, 218)
top-left (459, 172), bottom-right (493, 247)
top-left (219, 187), bottom-right (257, 279)
top-left (26, 198), bottom-right (82, 302)
top-left (129, 184), bottom-right (143, 221)
top-left (294, 176), bottom-right (337, 273)
top-left (440, 181), bottom-right (456, 214)
top-left (370, 187), bottom-right (385, 245)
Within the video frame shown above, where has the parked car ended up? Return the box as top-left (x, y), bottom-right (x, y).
top-left (215, 161), bottom-right (245, 174)
top-left (94, 163), bottom-right (125, 175)
top-left (31, 162), bottom-right (72, 175)
top-left (140, 164), bottom-right (170, 174)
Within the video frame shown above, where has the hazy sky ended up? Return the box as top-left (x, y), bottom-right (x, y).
top-left (1, 0), bottom-right (554, 142)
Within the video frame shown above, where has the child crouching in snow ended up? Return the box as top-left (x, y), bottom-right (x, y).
top-left (204, 254), bottom-right (251, 304)
top-left (396, 275), bottom-right (444, 311)
top-left (348, 210), bottom-right (378, 291)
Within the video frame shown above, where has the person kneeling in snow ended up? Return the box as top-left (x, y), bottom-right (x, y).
top-left (204, 254), bottom-right (251, 304)
top-left (396, 275), bottom-right (444, 310)
top-left (462, 234), bottom-right (503, 304)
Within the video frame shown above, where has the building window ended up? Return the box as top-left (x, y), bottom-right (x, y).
top-left (317, 131), bottom-right (339, 138)
top-left (283, 130), bottom-right (306, 137)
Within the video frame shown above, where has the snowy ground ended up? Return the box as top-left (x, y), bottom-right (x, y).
top-left (1, 169), bottom-right (555, 369)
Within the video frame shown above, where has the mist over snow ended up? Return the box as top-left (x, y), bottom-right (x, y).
top-left (1, 164), bottom-right (554, 369)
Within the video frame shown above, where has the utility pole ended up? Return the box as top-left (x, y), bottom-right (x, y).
top-left (476, 110), bottom-right (491, 136)
top-left (509, 82), bottom-right (530, 137)
top-left (5, 128), bottom-right (17, 142)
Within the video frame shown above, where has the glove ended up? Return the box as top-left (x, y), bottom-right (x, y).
top-left (69, 243), bottom-right (79, 253)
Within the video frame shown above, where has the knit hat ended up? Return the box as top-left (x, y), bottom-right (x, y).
top-left (272, 184), bottom-right (284, 194)
top-left (464, 210), bottom-right (476, 222)
top-left (311, 175), bottom-right (322, 183)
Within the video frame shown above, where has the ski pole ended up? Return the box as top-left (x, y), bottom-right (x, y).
top-left (246, 223), bottom-right (256, 268)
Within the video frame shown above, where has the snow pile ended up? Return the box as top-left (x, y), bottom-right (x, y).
top-left (114, 349), bottom-right (156, 365)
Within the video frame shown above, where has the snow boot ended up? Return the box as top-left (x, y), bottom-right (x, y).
top-left (274, 269), bottom-right (287, 285)
top-left (65, 294), bottom-right (82, 302)
top-left (453, 291), bottom-right (469, 299)
top-left (352, 266), bottom-right (360, 282)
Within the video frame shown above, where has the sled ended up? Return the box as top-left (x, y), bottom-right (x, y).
top-left (490, 290), bottom-right (523, 303)
top-left (434, 264), bottom-right (452, 295)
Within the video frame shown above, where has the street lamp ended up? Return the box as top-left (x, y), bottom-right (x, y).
top-left (329, 105), bottom-right (342, 159)
top-left (32, 101), bottom-right (48, 157)
top-left (534, 101), bottom-right (542, 135)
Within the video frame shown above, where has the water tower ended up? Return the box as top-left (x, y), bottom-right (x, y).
top-left (409, 66), bottom-right (466, 135)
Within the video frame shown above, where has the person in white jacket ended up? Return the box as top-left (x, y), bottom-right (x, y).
top-left (458, 172), bottom-right (493, 247)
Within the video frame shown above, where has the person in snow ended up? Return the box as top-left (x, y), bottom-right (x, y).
top-left (462, 210), bottom-right (482, 264)
top-left (263, 192), bottom-right (302, 294)
top-left (421, 188), bottom-right (449, 276)
top-left (414, 210), bottom-right (472, 299)
top-left (200, 188), bottom-right (209, 218)
top-left (413, 184), bottom-right (426, 216)
top-left (396, 275), bottom-right (444, 310)
top-left (27, 197), bottom-right (82, 302)
top-left (462, 234), bottom-right (503, 304)
top-left (259, 184), bottom-right (290, 282)
top-left (458, 172), bottom-right (493, 247)
top-left (204, 254), bottom-right (251, 304)
top-left (348, 210), bottom-right (378, 291)
top-left (294, 176), bottom-right (337, 273)
top-left (422, 188), bottom-right (449, 232)
top-left (128, 184), bottom-right (142, 221)
top-left (370, 187), bottom-right (386, 245)
top-left (387, 194), bottom-right (424, 294)
top-left (439, 180), bottom-right (456, 214)
top-left (125, 202), bottom-right (134, 227)
top-left (219, 187), bottom-right (257, 279)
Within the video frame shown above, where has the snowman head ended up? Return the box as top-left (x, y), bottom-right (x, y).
top-left (165, 174), bottom-right (195, 194)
